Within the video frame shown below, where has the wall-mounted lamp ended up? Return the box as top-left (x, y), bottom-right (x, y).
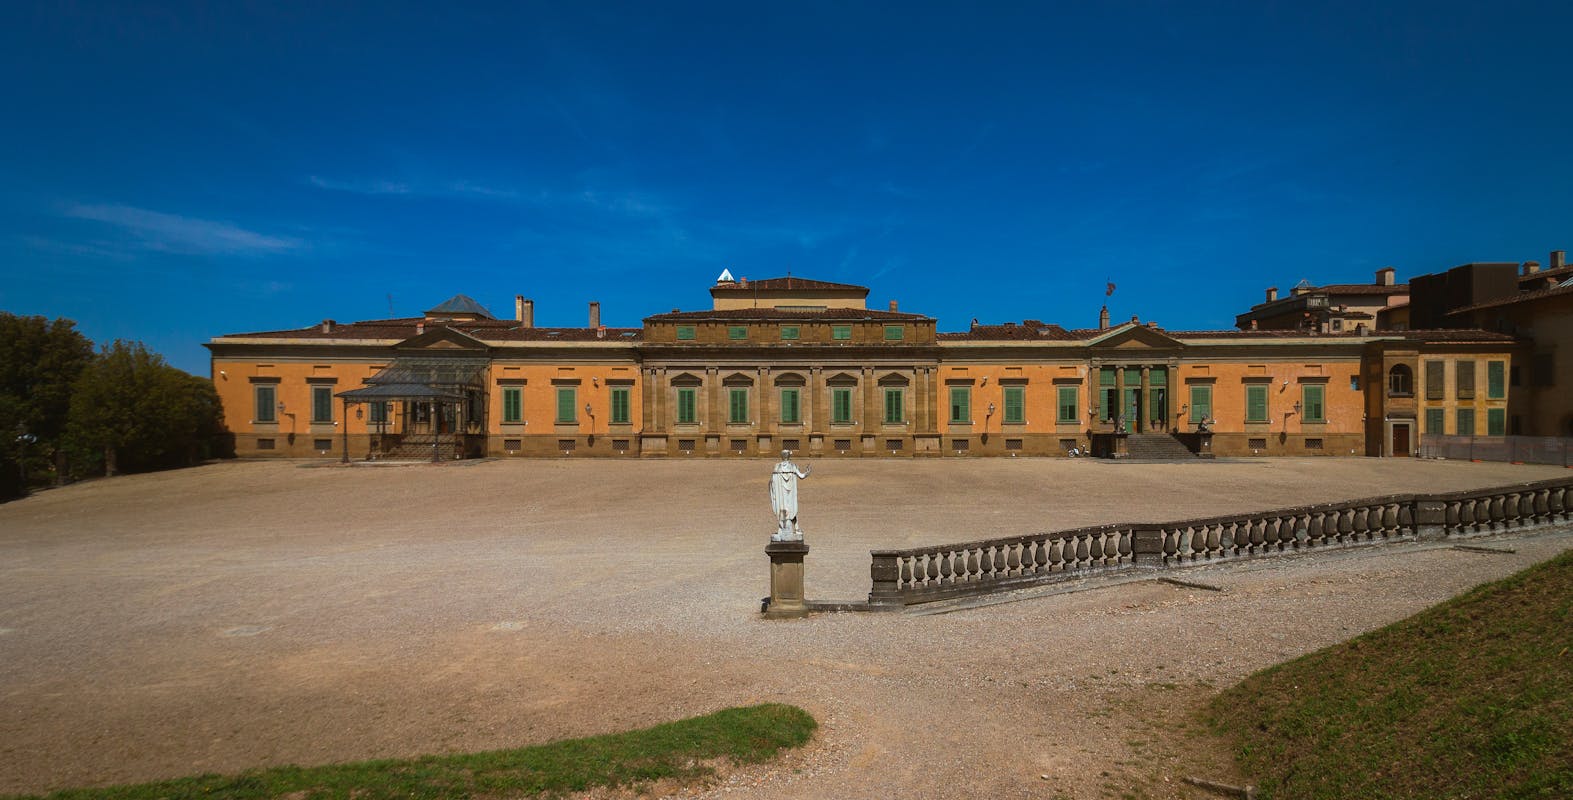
top-left (219, 370), bottom-right (228, 379)
top-left (584, 403), bottom-right (593, 416)
top-left (277, 402), bottom-right (287, 413)
top-left (987, 402), bottom-right (996, 416)
top-left (1292, 401), bottom-right (1302, 415)
top-left (592, 377), bottom-right (599, 387)
top-left (981, 376), bottom-right (989, 386)
top-left (355, 406), bottom-right (363, 420)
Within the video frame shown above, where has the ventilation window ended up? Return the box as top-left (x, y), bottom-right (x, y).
top-left (781, 438), bottom-right (800, 450)
top-left (1059, 439), bottom-right (1078, 452)
top-left (256, 438), bottom-right (275, 450)
top-left (1006, 438), bottom-right (1024, 451)
top-left (834, 439), bottom-right (852, 452)
top-left (504, 439), bottom-right (522, 452)
top-left (678, 439), bottom-right (696, 453)
top-left (612, 439), bottom-right (630, 451)
top-left (1249, 437), bottom-right (1268, 450)
top-left (886, 438), bottom-right (904, 451)
top-left (558, 439), bottom-right (577, 451)
top-left (730, 438), bottom-right (748, 451)
top-left (313, 438), bottom-right (333, 451)
top-left (1305, 438), bottom-right (1324, 450)
top-left (952, 439), bottom-right (970, 451)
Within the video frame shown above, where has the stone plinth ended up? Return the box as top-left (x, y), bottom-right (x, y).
top-left (764, 540), bottom-right (810, 619)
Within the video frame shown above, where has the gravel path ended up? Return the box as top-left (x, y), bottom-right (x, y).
top-left (1, 457), bottom-right (1568, 799)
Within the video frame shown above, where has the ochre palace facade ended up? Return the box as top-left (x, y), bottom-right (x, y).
top-left (206, 274), bottom-right (1520, 460)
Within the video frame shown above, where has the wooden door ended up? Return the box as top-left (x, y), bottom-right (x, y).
top-left (1392, 423), bottom-right (1411, 457)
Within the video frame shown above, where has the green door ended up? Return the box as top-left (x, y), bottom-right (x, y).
top-left (1123, 388), bottom-right (1141, 431)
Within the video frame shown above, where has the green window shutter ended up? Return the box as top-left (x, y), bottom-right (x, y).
top-left (1246, 385), bottom-right (1268, 423)
top-left (1487, 360), bottom-right (1505, 399)
top-left (555, 388), bottom-right (576, 423)
top-left (610, 387), bottom-right (630, 424)
top-left (884, 325), bottom-right (904, 341)
top-left (255, 385), bottom-right (276, 423)
top-left (1099, 368), bottom-right (1116, 387)
top-left (1003, 386), bottom-right (1025, 424)
top-left (727, 326), bottom-right (747, 340)
top-left (949, 387), bottom-right (970, 423)
top-left (1189, 385), bottom-right (1211, 423)
top-left (1456, 408), bottom-right (1475, 436)
top-left (1425, 408), bottom-right (1444, 434)
top-left (884, 388), bottom-right (903, 423)
top-left (1456, 360), bottom-right (1475, 399)
top-left (312, 386), bottom-right (333, 423)
top-left (832, 325), bottom-right (851, 340)
top-left (677, 388), bottom-right (696, 424)
top-left (1149, 368), bottom-right (1167, 387)
top-left (780, 326), bottom-right (800, 340)
top-left (779, 389), bottom-right (800, 423)
top-left (502, 387), bottom-right (522, 423)
top-left (1424, 361), bottom-right (1444, 400)
top-left (1057, 386), bottom-right (1078, 423)
top-left (369, 401), bottom-right (387, 424)
top-left (832, 388), bottom-right (852, 423)
top-left (1487, 408), bottom-right (1505, 436)
top-left (1303, 384), bottom-right (1325, 422)
top-left (729, 388), bottom-right (749, 423)
top-left (676, 325), bottom-right (696, 340)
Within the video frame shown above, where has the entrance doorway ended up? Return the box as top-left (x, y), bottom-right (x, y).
top-left (1392, 423), bottom-right (1411, 457)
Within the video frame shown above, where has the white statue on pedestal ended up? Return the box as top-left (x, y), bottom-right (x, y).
top-left (769, 449), bottom-right (812, 541)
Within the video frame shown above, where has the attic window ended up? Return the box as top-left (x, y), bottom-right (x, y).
top-left (546, 331), bottom-right (561, 337)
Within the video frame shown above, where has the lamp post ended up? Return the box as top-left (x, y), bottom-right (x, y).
top-left (14, 429), bottom-right (37, 496)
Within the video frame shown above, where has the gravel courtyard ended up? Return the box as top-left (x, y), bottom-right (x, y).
top-left (2, 457), bottom-right (1570, 799)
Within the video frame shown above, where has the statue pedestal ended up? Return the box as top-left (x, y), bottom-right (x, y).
top-left (763, 540), bottom-right (810, 619)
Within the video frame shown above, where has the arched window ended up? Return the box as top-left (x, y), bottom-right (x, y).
top-left (1388, 364), bottom-right (1414, 397)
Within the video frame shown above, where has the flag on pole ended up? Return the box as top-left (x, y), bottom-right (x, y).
top-left (1105, 280), bottom-right (1116, 297)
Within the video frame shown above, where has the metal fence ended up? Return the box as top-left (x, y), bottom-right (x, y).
top-left (1419, 434), bottom-right (1573, 467)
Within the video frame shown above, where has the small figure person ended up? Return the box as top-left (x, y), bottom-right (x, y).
top-left (769, 449), bottom-right (812, 541)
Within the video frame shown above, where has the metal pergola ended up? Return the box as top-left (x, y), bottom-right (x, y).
top-left (335, 358), bottom-right (488, 463)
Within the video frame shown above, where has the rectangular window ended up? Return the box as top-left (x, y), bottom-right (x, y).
top-left (1533, 353), bottom-right (1553, 387)
top-left (1056, 386), bottom-right (1078, 424)
top-left (780, 326), bottom-right (800, 340)
top-left (728, 388), bottom-right (749, 424)
top-left (1456, 360), bottom-right (1475, 399)
top-left (730, 438), bottom-right (747, 451)
top-left (1425, 408), bottom-right (1445, 435)
top-left (1003, 385), bottom-right (1025, 424)
top-left (504, 439), bottom-right (521, 452)
top-left (1487, 408), bottom-right (1505, 436)
top-left (676, 388), bottom-right (697, 424)
top-left (883, 325), bottom-right (904, 341)
top-left (1005, 438), bottom-right (1024, 451)
top-left (1189, 385), bottom-right (1211, 424)
top-left (884, 388), bottom-right (904, 424)
top-left (727, 325), bottom-right (747, 340)
top-left (676, 325), bottom-right (696, 340)
top-left (831, 325), bottom-right (851, 340)
top-left (1510, 365), bottom-right (1521, 386)
top-left (369, 401), bottom-right (389, 424)
top-left (313, 438), bottom-right (333, 451)
top-left (1487, 360), bottom-right (1505, 399)
top-left (1456, 408), bottom-right (1475, 436)
top-left (1305, 438), bottom-right (1324, 450)
top-left (312, 386), bottom-right (333, 423)
top-left (1424, 360), bottom-right (1444, 400)
top-left (254, 385), bottom-right (277, 423)
top-left (1245, 384), bottom-right (1268, 423)
top-left (256, 438), bottom-right (275, 450)
top-left (502, 387), bottom-right (523, 423)
top-left (949, 386), bottom-right (971, 424)
top-left (832, 388), bottom-right (853, 424)
top-left (556, 387), bottom-right (576, 423)
top-left (1302, 384), bottom-right (1326, 423)
top-left (779, 388), bottom-right (800, 423)
top-left (1249, 437), bottom-right (1268, 450)
top-left (609, 387), bottom-right (630, 424)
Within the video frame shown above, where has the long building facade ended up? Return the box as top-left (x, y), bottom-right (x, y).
top-left (206, 273), bottom-right (1523, 460)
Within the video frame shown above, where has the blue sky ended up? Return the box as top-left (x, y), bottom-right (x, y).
top-left (4, 2), bottom-right (1571, 374)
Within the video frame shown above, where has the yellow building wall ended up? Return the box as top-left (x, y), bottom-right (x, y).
top-left (1415, 353), bottom-right (1514, 437)
top-left (211, 357), bottom-right (393, 456)
top-left (1173, 359), bottom-right (1364, 455)
top-left (488, 362), bottom-right (642, 455)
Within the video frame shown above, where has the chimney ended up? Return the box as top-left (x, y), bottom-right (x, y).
top-left (1266, 286), bottom-right (1278, 303)
top-left (1376, 267), bottom-right (1396, 286)
top-left (1522, 261), bottom-right (1541, 276)
top-left (889, 300), bottom-right (898, 312)
top-left (1552, 250), bottom-right (1566, 269)
top-left (1098, 306), bottom-right (1110, 331)
top-left (416, 322), bottom-right (425, 335)
top-left (1250, 320), bottom-right (1259, 330)
top-left (589, 301), bottom-right (601, 328)
top-left (320, 319), bottom-right (335, 333)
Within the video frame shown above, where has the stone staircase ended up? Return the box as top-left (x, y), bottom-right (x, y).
top-left (380, 434), bottom-right (461, 461)
top-left (1124, 433), bottom-right (1200, 460)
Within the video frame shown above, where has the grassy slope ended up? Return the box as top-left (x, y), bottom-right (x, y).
top-left (1209, 549), bottom-right (1573, 800)
top-left (4, 704), bottom-right (815, 800)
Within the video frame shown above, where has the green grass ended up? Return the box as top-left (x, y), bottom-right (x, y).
top-left (1208, 549), bottom-right (1573, 800)
top-left (5, 704), bottom-right (816, 800)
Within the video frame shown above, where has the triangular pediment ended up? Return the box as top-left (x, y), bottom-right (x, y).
top-left (1086, 323), bottom-right (1184, 351)
top-left (395, 326), bottom-right (488, 351)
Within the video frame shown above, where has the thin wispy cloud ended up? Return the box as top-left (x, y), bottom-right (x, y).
top-left (63, 204), bottom-right (303, 256)
top-left (308, 175), bottom-right (414, 195)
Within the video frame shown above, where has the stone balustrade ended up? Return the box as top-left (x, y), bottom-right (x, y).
top-left (866, 475), bottom-right (1573, 608)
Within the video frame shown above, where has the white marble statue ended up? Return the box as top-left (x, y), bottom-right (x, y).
top-left (769, 449), bottom-right (812, 541)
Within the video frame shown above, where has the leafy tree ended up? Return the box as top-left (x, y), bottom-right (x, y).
top-left (64, 341), bottom-right (225, 476)
top-left (0, 313), bottom-right (94, 496)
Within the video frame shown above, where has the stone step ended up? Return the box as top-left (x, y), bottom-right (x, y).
top-left (1124, 434), bottom-right (1198, 460)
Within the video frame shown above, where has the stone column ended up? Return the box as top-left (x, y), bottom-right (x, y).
top-left (1413, 499), bottom-right (1447, 541)
top-left (1114, 365), bottom-right (1125, 431)
top-left (868, 551), bottom-right (903, 608)
top-left (764, 540), bottom-right (810, 619)
top-left (1139, 366), bottom-right (1151, 433)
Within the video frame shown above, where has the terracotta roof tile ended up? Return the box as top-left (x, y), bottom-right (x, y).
top-left (710, 276), bottom-right (868, 293)
top-left (644, 307), bottom-right (927, 321)
top-left (1447, 282), bottom-right (1573, 315)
